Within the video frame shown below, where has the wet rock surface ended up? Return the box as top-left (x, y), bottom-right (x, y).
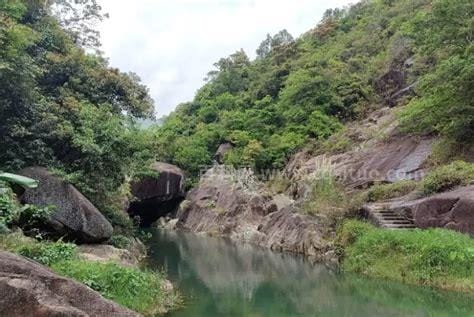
top-left (19, 167), bottom-right (113, 243)
top-left (0, 251), bottom-right (140, 317)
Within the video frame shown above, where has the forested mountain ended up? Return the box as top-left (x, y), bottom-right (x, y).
top-left (153, 0), bottom-right (473, 177)
top-left (1, 0), bottom-right (472, 215)
top-left (1, 1), bottom-right (474, 313)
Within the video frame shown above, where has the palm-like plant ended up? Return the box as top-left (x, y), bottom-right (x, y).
top-left (0, 172), bottom-right (38, 189)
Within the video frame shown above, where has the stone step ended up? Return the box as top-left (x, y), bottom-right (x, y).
top-left (372, 212), bottom-right (413, 217)
top-left (384, 224), bottom-right (417, 229)
top-left (380, 220), bottom-right (414, 225)
top-left (366, 204), bottom-right (416, 229)
top-left (373, 214), bottom-right (408, 219)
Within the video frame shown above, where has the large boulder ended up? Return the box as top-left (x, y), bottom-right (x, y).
top-left (0, 251), bottom-right (140, 317)
top-left (128, 162), bottom-right (185, 226)
top-left (176, 167), bottom-right (334, 261)
top-left (391, 186), bottom-right (474, 235)
top-left (214, 142), bottom-right (234, 164)
top-left (19, 167), bottom-right (113, 243)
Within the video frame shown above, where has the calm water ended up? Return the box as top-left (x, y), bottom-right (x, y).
top-left (146, 229), bottom-right (474, 317)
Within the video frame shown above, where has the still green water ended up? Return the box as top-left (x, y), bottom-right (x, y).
top-left (146, 229), bottom-right (474, 317)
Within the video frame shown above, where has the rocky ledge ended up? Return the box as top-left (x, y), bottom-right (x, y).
top-left (176, 167), bottom-right (336, 263)
top-left (365, 185), bottom-right (474, 235)
top-left (0, 251), bottom-right (139, 317)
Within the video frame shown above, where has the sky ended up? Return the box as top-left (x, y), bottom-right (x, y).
top-left (97, 0), bottom-right (355, 117)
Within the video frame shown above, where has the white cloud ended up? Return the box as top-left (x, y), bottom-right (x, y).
top-left (97, 0), bottom-right (355, 117)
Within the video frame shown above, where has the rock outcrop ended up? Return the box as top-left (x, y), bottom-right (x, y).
top-left (79, 244), bottom-right (142, 267)
top-left (129, 162), bottom-right (186, 226)
top-left (0, 251), bottom-right (140, 317)
top-left (392, 186), bottom-right (474, 235)
top-left (19, 167), bottom-right (113, 243)
top-left (286, 132), bottom-right (433, 199)
top-left (176, 167), bottom-right (335, 262)
top-left (214, 142), bottom-right (234, 164)
top-left (364, 186), bottom-right (474, 235)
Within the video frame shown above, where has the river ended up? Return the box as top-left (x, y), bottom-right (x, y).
top-left (146, 229), bottom-right (474, 317)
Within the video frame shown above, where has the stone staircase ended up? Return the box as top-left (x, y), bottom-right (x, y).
top-left (367, 204), bottom-right (416, 229)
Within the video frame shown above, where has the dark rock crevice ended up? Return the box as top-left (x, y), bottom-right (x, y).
top-left (128, 162), bottom-right (186, 227)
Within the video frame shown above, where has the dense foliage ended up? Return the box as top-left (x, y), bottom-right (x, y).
top-left (153, 0), bottom-right (473, 178)
top-left (0, 184), bottom-right (52, 234)
top-left (0, 0), bottom-right (156, 221)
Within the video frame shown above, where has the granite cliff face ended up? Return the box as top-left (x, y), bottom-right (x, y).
top-left (176, 167), bottom-right (335, 262)
top-left (174, 106), bottom-right (473, 261)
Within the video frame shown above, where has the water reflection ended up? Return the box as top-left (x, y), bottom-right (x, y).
top-left (147, 230), bottom-right (474, 317)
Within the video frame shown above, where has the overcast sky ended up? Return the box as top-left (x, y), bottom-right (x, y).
top-left (97, 0), bottom-right (355, 117)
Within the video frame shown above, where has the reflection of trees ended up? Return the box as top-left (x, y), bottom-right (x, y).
top-left (148, 230), bottom-right (474, 317)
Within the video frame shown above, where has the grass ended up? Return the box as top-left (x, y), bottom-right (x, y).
top-left (337, 220), bottom-right (474, 294)
top-left (366, 180), bottom-right (418, 202)
top-left (0, 232), bottom-right (180, 315)
top-left (267, 175), bottom-right (292, 194)
top-left (52, 260), bottom-right (181, 316)
top-left (302, 170), bottom-right (364, 223)
top-left (419, 160), bottom-right (474, 195)
top-left (427, 138), bottom-right (474, 167)
top-left (363, 161), bottom-right (474, 202)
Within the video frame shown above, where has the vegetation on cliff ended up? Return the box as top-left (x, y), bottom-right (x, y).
top-left (152, 0), bottom-right (473, 178)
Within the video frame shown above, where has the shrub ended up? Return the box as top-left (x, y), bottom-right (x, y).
top-left (52, 261), bottom-right (181, 316)
top-left (338, 220), bottom-right (474, 293)
top-left (266, 175), bottom-right (291, 194)
top-left (335, 220), bottom-right (373, 251)
top-left (16, 204), bottom-right (54, 236)
top-left (420, 161), bottom-right (474, 195)
top-left (427, 138), bottom-right (474, 166)
top-left (0, 186), bottom-right (19, 231)
top-left (302, 169), bottom-right (363, 222)
top-left (18, 240), bottom-right (77, 266)
top-left (109, 234), bottom-right (132, 249)
top-left (366, 180), bottom-right (417, 202)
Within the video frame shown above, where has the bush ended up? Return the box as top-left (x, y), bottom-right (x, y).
top-left (420, 161), bottom-right (474, 195)
top-left (0, 186), bottom-right (19, 231)
top-left (338, 220), bottom-right (474, 293)
top-left (18, 240), bottom-right (77, 266)
top-left (0, 184), bottom-right (54, 236)
top-left (302, 170), bottom-right (363, 223)
top-left (109, 234), bottom-right (132, 249)
top-left (427, 138), bottom-right (474, 166)
top-left (366, 180), bottom-right (417, 202)
top-left (52, 261), bottom-right (181, 316)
